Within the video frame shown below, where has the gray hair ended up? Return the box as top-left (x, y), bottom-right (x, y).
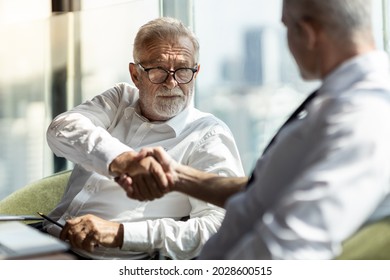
top-left (283, 0), bottom-right (372, 41)
top-left (133, 17), bottom-right (200, 64)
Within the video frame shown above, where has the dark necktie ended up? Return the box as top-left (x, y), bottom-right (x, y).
top-left (262, 90), bottom-right (318, 155)
top-left (247, 90), bottom-right (318, 186)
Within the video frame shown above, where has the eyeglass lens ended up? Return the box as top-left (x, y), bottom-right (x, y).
top-left (148, 68), bottom-right (195, 84)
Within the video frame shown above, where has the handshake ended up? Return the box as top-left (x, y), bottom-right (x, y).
top-left (109, 147), bottom-right (179, 201)
top-left (109, 146), bottom-right (246, 208)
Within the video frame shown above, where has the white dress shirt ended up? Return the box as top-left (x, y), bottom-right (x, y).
top-left (44, 83), bottom-right (244, 259)
top-left (199, 51), bottom-right (390, 259)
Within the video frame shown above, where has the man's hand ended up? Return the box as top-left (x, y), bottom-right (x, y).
top-left (60, 214), bottom-right (123, 252)
top-left (110, 150), bottom-right (169, 192)
top-left (118, 156), bottom-right (169, 200)
top-left (115, 147), bottom-right (180, 201)
top-left (109, 150), bottom-right (146, 176)
top-left (139, 146), bottom-right (179, 182)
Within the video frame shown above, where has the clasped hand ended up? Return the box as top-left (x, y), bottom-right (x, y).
top-left (112, 147), bottom-right (178, 201)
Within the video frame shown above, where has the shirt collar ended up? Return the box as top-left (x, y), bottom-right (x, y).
top-left (164, 105), bottom-right (193, 136)
top-left (125, 100), bottom-right (193, 137)
top-left (320, 50), bottom-right (390, 95)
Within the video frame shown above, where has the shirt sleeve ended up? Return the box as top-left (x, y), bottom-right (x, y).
top-left (46, 84), bottom-right (133, 177)
top-left (121, 123), bottom-right (245, 259)
top-left (121, 201), bottom-right (225, 259)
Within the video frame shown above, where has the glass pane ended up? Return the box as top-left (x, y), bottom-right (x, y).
top-left (0, 0), bottom-right (160, 199)
top-left (372, 0), bottom-right (386, 50)
top-left (193, 0), bottom-right (316, 173)
top-left (383, 0), bottom-right (390, 53)
top-left (0, 17), bottom-right (51, 199)
top-left (79, 0), bottom-right (160, 101)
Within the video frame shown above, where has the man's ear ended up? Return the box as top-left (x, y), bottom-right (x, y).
top-left (194, 64), bottom-right (201, 79)
top-left (129, 63), bottom-right (140, 85)
top-left (299, 19), bottom-right (318, 51)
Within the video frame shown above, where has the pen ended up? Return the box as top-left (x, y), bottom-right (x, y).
top-left (37, 212), bottom-right (64, 229)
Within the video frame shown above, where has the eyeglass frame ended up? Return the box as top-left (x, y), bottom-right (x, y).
top-left (134, 63), bottom-right (199, 84)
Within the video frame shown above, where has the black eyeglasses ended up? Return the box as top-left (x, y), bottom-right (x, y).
top-left (137, 63), bottom-right (198, 84)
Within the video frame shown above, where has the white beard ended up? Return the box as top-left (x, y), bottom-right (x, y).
top-left (152, 97), bottom-right (186, 119)
top-left (139, 87), bottom-right (193, 121)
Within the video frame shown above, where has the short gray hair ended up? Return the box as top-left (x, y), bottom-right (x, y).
top-left (133, 17), bottom-right (200, 64)
top-left (283, 0), bottom-right (372, 41)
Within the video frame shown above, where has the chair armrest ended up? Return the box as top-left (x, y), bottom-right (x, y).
top-left (0, 170), bottom-right (71, 217)
top-left (336, 217), bottom-right (390, 259)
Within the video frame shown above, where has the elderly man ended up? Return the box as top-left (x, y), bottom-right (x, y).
top-left (44, 17), bottom-right (244, 260)
top-left (118, 0), bottom-right (390, 259)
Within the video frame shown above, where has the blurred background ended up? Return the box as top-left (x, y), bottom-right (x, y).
top-left (0, 0), bottom-right (389, 199)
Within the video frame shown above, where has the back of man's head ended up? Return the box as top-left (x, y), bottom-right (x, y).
top-left (283, 0), bottom-right (373, 45)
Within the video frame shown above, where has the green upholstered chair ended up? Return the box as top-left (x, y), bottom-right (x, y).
top-left (336, 216), bottom-right (390, 260)
top-left (0, 170), bottom-right (71, 221)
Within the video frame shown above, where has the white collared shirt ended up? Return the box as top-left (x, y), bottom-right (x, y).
top-left (199, 51), bottom-right (390, 259)
top-left (45, 83), bottom-right (244, 259)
